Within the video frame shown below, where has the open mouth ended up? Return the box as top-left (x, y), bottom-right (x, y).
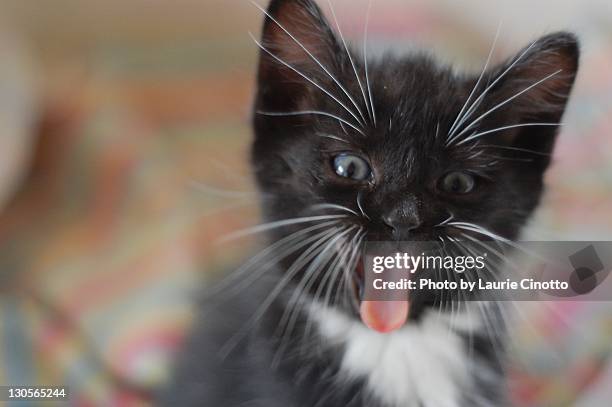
top-left (353, 257), bottom-right (410, 334)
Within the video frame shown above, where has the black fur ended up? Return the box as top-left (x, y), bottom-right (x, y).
top-left (164, 0), bottom-right (579, 405)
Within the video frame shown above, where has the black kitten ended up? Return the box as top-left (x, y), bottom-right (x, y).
top-left (164, 0), bottom-right (579, 405)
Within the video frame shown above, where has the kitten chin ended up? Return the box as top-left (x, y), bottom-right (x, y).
top-left (308, 302), bottom-right (504, 407)
top-left (165, 0), bottom-right (579, 405)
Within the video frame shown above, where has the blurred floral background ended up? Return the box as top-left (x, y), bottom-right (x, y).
top-left (0, 0), bottom-right (610, 405)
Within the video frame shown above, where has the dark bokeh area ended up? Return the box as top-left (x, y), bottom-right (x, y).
top-left (0, 1), bottom-right (610, 405)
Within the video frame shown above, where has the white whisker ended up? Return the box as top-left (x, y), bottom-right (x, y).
top-left (310, 203), bottom-right (360, 217)
top-left (318, 230), bottom-right (357, 310)
top-left (435, 213), bottom-right (454, 227)
top-left (275, 225), bottom-right (357, 365)
top-left (467, 149), bottom-right (485, 160)
top-left (338, 229), bottom-right (365, 312)
top-left (447, 22), bottom-right (502, 140)
top-left (474, 144), bottom-right (552, 156)
top-left (249, 32), bottom-right (365, 129)
top-left (220, 226), bottom-right (342, 359)
top-left (299, 228), bottom-right (358, 358)
top-left (363, 0), bottom-right (376, 126)
top-left (320, 133), bottom-right (351, 143)
top-left (451, 69), bottom-right (563, 143)
top-left (250, 1), bottom-right (367, 126)
top-left (339, 120), bottom-right (349, 135)
top-left (220, 214), bottom-right (347, 242)
top-left (217, 221), bottom-right (342, 300)
top-left (456, 122), bottom-right (563, 145)
top-left (446, 40), bottom-right (540, 146)
top-left (256, 110), bottom-right (365, 136)
top-left (447, 222), bottom-right (511, 243)
top-left (356, 189), bottom-right (370, 220)
top-left (448, 222), bottom-right (546, 264)
top-left (327, 0), bottom-right (372, 124)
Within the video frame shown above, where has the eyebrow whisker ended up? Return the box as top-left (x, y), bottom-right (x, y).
top-left (256, 110), bottom-right (365, 136)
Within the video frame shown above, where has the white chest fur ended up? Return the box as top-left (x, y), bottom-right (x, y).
top-left (309, 304), bottom-right (482, 407)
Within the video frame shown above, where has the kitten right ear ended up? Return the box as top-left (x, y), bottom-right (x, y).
top-left (485, 32), bottom-right (579, 171)
top-left (255, 0), bottom-right (339, 111)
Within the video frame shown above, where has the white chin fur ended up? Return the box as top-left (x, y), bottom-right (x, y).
top-left (308, 302), bottom-right (485, 407)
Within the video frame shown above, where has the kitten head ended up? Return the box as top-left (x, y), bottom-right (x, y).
top-left (251, 0), bottom-right (579, 327)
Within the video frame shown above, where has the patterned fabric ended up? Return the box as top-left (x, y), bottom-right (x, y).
top-left (0, 1), bottom-right (611, 406)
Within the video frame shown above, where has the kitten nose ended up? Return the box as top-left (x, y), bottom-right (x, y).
top-left (381, 203), bottom-right (423, 238)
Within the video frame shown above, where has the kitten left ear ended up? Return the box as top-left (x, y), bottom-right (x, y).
top-left (255, 0), bottom-right (340, 112)
top-left (488, 32), bottom-right (579, 169)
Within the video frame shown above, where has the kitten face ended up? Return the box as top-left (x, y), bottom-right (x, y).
top-left (251, 0), bottom-right (579, 323)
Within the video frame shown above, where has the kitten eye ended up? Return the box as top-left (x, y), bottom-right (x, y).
top-left (440, 171), bottom-right (475, 194)
top-left (333, 154), bottom-right (372, 181)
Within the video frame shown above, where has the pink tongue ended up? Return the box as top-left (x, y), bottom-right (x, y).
top-left (359, 300), bottom-right (409, 333)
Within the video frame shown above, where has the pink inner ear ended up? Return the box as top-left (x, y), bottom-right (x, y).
top-left (510, 65), bottom-right (576, 111)
top-left (496, 35), bottom-right (579, 116)
top-left (259, 1), bottom-right (335, 74)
